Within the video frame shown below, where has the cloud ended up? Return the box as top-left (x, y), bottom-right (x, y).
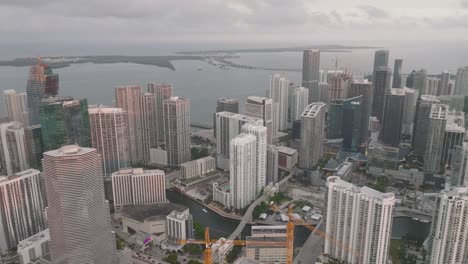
top-left (462, 0), bottom-right (468, 8)
top-left (358, 5), bottom-right (389, 18)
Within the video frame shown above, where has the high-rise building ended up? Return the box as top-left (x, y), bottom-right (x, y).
top-left (380, 88), bottom-right (406, 147)
top-left (139, 92), bottom-right (157, 163)
top-left (39, 96), bottom-right (91, 151)
top-left (0, 122), bottom-right (29, 175)
top-left (451, 143), bottom-right (468, 186)
top-left (0, 169), bottom-right (46, 254)
top-left (266, 145), bottom-right (279, 185)
top-left (245, 96), bottom-right (274, 144)
top-left (348, 79), bottom-right (373, 143)
top-left (43, 145), bottom-right (116, 264)
top-left (454, 66), bottom-right (468, 95)
top-left (438, 71), bottom-right (450, 96)
top-left (425, 185), bottom-right (468, 264)
top-left (342, 96), bottom-right (363, 152)
top-left (242, 124), bottom-right (267, 194)
top-left (163, 96), bottom-right (191, 166)
top-left (216, 97), bottom-right (239, 113)
top-left (166, 208), bottom-right (194, 243)
top-left (26, 63), bottom-right (59, 125)
top-left (268, 74), bottom-right (289, 132)
top-left (24, 124), bottom-right (43, 170)
top-left (392, 59), bottom-right (403, 88)
top-left (290, 87), bottom-right (309, 124)
top-left (425, 77), bottom-right (441, 96)
top-left (230, 133), bottom-right (257, 209)
top-left (299, 102), bottom-right (326, 169)
top-left (373, 50), bottom-right (389, 76)
top-left (3, 89), bottom-right (29, 126)
top-left (328, 72), bottom-right (352, 100)
top-left (88, 105), bottom-right (130, 176)
top-left (424, 104), bottom-right (449, 174)
top-left (442, 113), bottom-right (465, 166)
top-left (309, 81), bottom-right (328, 104)
top-left (371, 67), bottom-right (392, 120)
top-left (414, 69), bottom-right (427, 95)
top-left (215, 112), bottom-right (263, 170)
top-left (246, 226), bottom-right (287, 264)
top-left (112, 168), bottom-right (166, 212)
top-left (401, 88), bottom-right (419, 136)
top-left (147, 83), bottom-right (173, 143)
top-left (412, 95), bottom-right (440, 156)
top-left (302, 49), bottom-right (320, 88)
top-left (327, 100), bottom-right (343, 140)
top-left (325, 176), bottom-right (395, 264)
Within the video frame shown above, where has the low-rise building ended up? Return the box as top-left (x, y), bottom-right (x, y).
top-left (17, 229), bottom-right (50, 264)
top-left (121, 203), bottom-right (187, 246)
top-left (246, 226), bottom-right (287, 264)
top-left (166, 209), bottom-right (194, 243)
top-left (335, 161), bottom-right (353, 180)
top-left (180, 156), bottom-right (216, 179)
top-left (277, 146), bottom-right (298, 170)
top-left (213, 182), bottom-right (231, 208)
top-left (367, 166), bottom-right (424, 188)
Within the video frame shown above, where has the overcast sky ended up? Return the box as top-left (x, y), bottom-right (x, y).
top-left (1, 0), bottom-right (468, 46)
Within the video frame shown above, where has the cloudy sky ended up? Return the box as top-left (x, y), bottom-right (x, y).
top-left (1, 0), bottom-right (468, 46)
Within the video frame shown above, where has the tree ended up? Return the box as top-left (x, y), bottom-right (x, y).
top-left (183, 244), bottom-right (203, 255)
top-left (191, 147), bottom-right (210, 160)
top-left (115, 235), bottom-right (125, 250)
top-left (163, 252), bottom-right (180, 264)
top-left (188, 260), bottom-right (203, 264)
top-left (193, 222), bottom-right (204, 240)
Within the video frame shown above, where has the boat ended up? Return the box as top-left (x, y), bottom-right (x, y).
top-left (202, 209), bottom-right (208, 213)
top-left (412, 217), bottom-right (419, 221)
top-left (420, 219), bottom-right (430, 223)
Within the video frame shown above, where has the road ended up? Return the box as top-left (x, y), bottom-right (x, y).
top-left (293, 220), bottom-right (324, 264)
top-left (227, 174), bottom-right (292, 241)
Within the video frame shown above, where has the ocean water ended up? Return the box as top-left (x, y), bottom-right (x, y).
top-left (1, 40), bottom-right (468, 124)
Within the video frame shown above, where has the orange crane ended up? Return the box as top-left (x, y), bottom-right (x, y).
top-left (179, 203), bottom-right (358, 264)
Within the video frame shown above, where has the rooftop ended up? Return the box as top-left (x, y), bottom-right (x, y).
top-left (301, 102), bottom-right (327, 118)
top-left (17, 229), bottom-right (50, 251)
top-left (217, 97), bottom-right (239, 103)
top-left (430, 104), bottom-right (449, 119)
top-left (88, 105), bottom-right (126, 114)
top-left (327, 176), bottom-right (395, 201)
top-left (112, 167), bottom-right (164, 176)
top-left (121, 203), bottom-right (187, 222)
top-left (216, 111), bottom-right (263, 124)
top-left (44, 145), bottom-right (95, 157)
top-left (277, 146), bottom-right (297, 155)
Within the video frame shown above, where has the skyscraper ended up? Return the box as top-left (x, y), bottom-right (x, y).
top-left (392, 59), bottom-right (403, 88)
top-left (112, 168), bottom-right (166, 212)
top-left (3, 89), bottom-right (29, 126)
top-left (325, 176), bottom-right (395, 264)
top-left (215, 112), bottom-right (263, 170)
top-left (245, 96), bottom-right (274, 144)
top-left (115, 85), bottom-right (142, 163)
top-left (401, 88), bottom-right (419, 136)
top-left (147, 83), bottom-right (173, 143)
top-left (24, 124), bottom-right (43, 170)
top-left (412, 95), bottom-right (440, 156)
top-left (380, 88), bottom-right (406, 147)
top-left (242, 124), bottom-right (267, 194)
top-left (309, 81), bottom-right (328, 104)
top-left (43, 145), bottom-right (116, 264)
top-left (327, 100), bottom-right (343, 140)
top-left (299, 102), bottom-right (326, 169)
top-left (26, 63), bottom-right (59, 125)
top-left (413, 69), bottom-right (427, 95)
top-left (424, 104), bottom-right (448, 174)
top-left (0, 169), bottom-right (46, 254)
top-left (341, 96), bottom-right (363, 152)
top-left (454, 66), bottom-right (468, 95)
top-left (328, 72), bottom-right (352, 100)
top-left (371, 67), bottom-right (392, 120)
top-left (139, 92), bottom-right (157, 163)
top-left (230, 133), bottom-right (257, 209)
top-left (88, 105), bottom-right (130, 176)
top-left (302, 49), bottom-right (320, 88)
top-left (425, 77), bottom-right (441, 95)
top-left (266, 145), bottom-right (279, 185)
top-left (268, 74), bottom-right (289, 132)
top-left (451, 143), bottom-right (468, 186)
top-left (0, 122), bottom-right (29, 175)
top-left (442, 113), bottom-right (465, 166)
top-left (425, 185), bottom-right (468, 264)
top-left (348, 79), bottom-right (373, 143)
top-left (438, 71), bottom-right (450, 96)
top-left (373, 50), bottom-right (389, 76)
top-left (290, 87), bottom-right (309, 124)
top-left (163, 96), bottom-right (191, 166)
top-left (39, 96), bottom-right (91, 151)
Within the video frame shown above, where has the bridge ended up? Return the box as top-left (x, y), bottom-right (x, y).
top-left (190, 123), bottom-right (213, 130)
top-left (227, 174), bottom-right (292, 241)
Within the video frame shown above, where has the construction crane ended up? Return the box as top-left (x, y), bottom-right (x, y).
top-left (179, 204), bottom-right (357, 264)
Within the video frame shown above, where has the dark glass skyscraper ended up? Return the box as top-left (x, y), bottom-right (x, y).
top-left (302, 49), bottom-right (320, 88)
top-left (371, 67), bottom-right (392, 120)
top-left (342, 96), bottom-right (363, 152)
top-left (327, 100), bottom-right (343, 139)
top-left (39, 96), bottom-right (91, 151)
top-left (348, 80), bottom-right (373, 143)
top-left (373, 50), bottom-right (389, 78)
top-left (392, 59), bottom-right (403, 88)
top-left (380, 88), bottom-right (406, 147)
top-left (26, 63), bottom-right (59, 125)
